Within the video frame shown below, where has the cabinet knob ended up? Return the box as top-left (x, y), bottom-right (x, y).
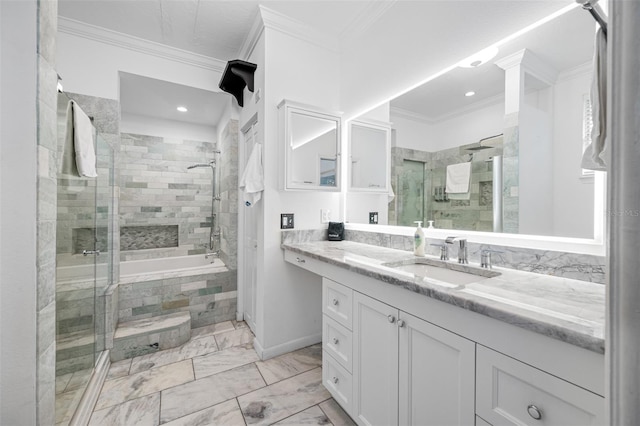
top-left (387, 315), bottom-right (396, 323)
top-left (296, 257), bottom-right (306, 263)
top-left (332, 376), bottom-right (339, 384)
top-left (527, 404), bottom-right (542, 420)
top-left (397, 319), bottom-right (406, 328)
top-left (332, 298), bottom-right (339, 306)
top-left (332, 337), bottom-right (339, 345)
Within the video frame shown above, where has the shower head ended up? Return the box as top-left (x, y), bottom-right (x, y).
top-left (187, 161), bottom-right (215, 170)
top-left (465, 133), bottom-right (504, 152)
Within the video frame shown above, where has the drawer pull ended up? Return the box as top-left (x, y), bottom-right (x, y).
top-left (527, 405), bottom-right (542, 420)
top-left (332, 376), bottom-right (339, 384)
top-left (387, 315), bottom-right (396, 323)
top-left (332, 298), bottom-right (339, 306)
top-left (397, 319), bottom-right (406, 328)
top-left (332, 337), bottom-right (339, 345)
top-left (296, 257), bottom-right (306, 263)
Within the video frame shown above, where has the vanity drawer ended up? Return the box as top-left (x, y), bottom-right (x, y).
top-left (476, 346), bottom-right (605, 426)
top-left (322, 278), bottom-right (353, 330)
top-left (284, 250), bottom-right (323, 275)
top-left (323, 314), bottom-right (353, 372)
top-left (323, 349), bottom-right (353, 415)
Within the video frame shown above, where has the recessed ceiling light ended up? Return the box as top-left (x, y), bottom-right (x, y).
top-left (177, 106), bottom-right (188, 112)
top-left (458, 46), bottom-right (500, 68)
top-left (465, 91), bottom-right (476, 97)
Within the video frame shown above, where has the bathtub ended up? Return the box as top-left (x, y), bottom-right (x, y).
top-left (119, 255), bottom-right (226, 282)
top-left (118, 255), bottom-right (236, 329)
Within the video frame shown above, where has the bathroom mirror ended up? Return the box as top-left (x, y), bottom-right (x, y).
top-left (349, 120), bottom-right (391, 192)
top-left (346, 6), bottom-right (605, 240)
top-left (279, 100), bottom-right (342, 191)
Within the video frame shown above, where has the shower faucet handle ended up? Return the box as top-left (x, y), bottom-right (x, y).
top-left (82, 250), bottom-right (100, 256)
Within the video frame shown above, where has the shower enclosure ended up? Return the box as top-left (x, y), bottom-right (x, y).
top-left (55, 92), bottom-right (114, 424)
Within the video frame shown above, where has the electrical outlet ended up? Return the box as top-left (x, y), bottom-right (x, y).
top-left (321, 209), bottom-right (331, 223)
top-left (280, 213), bottom-right (294, 229)
top-left (369, 212), bottom-right (379, 224)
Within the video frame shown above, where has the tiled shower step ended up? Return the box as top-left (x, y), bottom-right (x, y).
top-left (111, 312), bottom-right (191, 362)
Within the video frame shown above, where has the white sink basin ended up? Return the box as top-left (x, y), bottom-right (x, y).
top-left (383, 258), bottom-right (500, 286)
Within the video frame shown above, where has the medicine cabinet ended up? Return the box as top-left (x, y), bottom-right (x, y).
top-left (278, 100), bottom-right (342, 191)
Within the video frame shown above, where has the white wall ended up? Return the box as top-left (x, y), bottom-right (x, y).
top-left (243, 22), bottom-right (342, 356)
top-left (0, 1), bottom-right (38, 423)
top-left (430, 101), bottom-right (505, 151)
top-left (391, 114), bottom-right (434, 150)
top-left (57, 21), bottom-right (223, 100)
top-left (121, 113), bottom-right (217, 141)
top-left (551, 66), bottom-right (594, 238)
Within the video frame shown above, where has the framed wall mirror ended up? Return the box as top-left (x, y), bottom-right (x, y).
top-left (346, 6), bottom-right (606, 245)
top-left (279, 100), bottom-right (342, 191)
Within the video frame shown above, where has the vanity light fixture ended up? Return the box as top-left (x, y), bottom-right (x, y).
top-left (177, 106), bottom-right (188, 112)
top-left (458, 46), bottom-right (499, 68)
top-left (465, 91), bottom-right (476, 97)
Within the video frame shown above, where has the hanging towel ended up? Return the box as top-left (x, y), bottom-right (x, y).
top-left (445, 162), bottom-right (471, 194)
top-left (239, 142), bottom-right (264, 207)
top-left (581, 27), bottom-right (608, 171)
top-left (388, 180), bottom-right (395, 203)
top-left (448, 191), bottom-right (471, 200)
top-left (62, 100), bottom-right (97, 177)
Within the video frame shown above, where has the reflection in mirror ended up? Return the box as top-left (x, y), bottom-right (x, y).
top-left (349, 6), bottom-right (604, 239)
top-left (349, 121), bottom-right (390, 191)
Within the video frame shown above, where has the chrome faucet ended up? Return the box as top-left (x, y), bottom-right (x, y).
top-left (480, 249), bottom-right (503, 269)
top-left (445, 236), bottom-right (468, 264)
top-left (430, 243), bottom-right (449, 261)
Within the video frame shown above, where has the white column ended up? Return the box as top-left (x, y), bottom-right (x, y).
top-left (608, 0), bottom-right (640, 424)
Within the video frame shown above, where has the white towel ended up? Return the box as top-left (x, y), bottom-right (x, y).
top-left (448, 192), bottom-right (470, 200)
top-left (445, 162), bottom-right (471, 194)
top-left (62, 100), bottom-right (97, 177)
top-left (239, 142), bottom-right (264, 207)
top-left (581, 27), bottom-right (608, 171)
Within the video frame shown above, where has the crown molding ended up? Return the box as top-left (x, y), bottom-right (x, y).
top-left (391, 92), bottom-right (505, 126)
top-left (390, 107), bottom-right (435, 124)
top-left (58, 17), bottom-right (227, 73)
top-left (238, 9), bottom-right (265, 60)
top-left (258, 6), bottom-right (341, 53)
top-left (495, 48), bottom-right (558, 86)
top-left (557, 61), bottom-right (592, 82)
top-left (340, 0), bottom-right (397, 44)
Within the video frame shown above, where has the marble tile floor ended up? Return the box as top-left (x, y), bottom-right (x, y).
top-left (84, 320), bottom-right (356, 426)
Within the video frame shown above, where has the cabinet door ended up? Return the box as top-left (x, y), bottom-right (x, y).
top-left (398, 312), bottom-right (475, 426)
top-left (353, 292), bottom-right (399, 426)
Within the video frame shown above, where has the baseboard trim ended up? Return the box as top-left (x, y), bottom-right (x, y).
top-left (69, 350), bottom-right (110, 426)
top-left (253, 333), bottom-right (322, 360)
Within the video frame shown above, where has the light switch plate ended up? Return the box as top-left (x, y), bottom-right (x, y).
top-left (321, 209), bottom-right (331, 223)
top-left (281, 213), bottom-right (294, 229)
top-left (369, 212), bottom-right (378, 224)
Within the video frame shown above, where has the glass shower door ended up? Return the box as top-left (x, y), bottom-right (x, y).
top-left (397, 160), bottom-right (426, 226)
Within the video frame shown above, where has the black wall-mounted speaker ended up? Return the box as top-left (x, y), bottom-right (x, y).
top-left (218, 59), bottom-right (257, 107)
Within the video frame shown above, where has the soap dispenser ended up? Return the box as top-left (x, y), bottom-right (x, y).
top-left (414, 221), bottom-right (425, 256)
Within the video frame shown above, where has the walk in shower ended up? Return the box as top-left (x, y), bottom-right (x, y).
top-left (55, 92), bottom-right (115, 424)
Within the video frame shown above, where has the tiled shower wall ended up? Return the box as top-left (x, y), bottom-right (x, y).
top-left (119, 133), bottom-right (217, 260)
top-left (36, 0), bottom-right (59, 421)
top-left (218, 119), bottom-right (239, 269)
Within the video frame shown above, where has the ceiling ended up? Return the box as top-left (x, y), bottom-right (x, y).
top-left (391, 6), bottom-right (597, 122)
top-left (58, 0), bottom-right (377, 126)
top-left (119, 72), bottom-right (229, 126)
top-left (58, 1), bottom-right (598, 127)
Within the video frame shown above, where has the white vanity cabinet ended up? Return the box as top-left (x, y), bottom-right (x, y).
top-left (398, 311), bottom-right (475, 426)
top-left (287, 249), bottom-right (605, 426)
top-left (323, 279), bottom-right (476, 426)
top-left (476, 346), bottom-right (605, 425)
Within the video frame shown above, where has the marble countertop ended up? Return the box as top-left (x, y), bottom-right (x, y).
top-left (282, 240), bottom-right (605, 354)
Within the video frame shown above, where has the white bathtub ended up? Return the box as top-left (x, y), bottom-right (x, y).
top-left (119, 255), bottom-right (227, 284)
